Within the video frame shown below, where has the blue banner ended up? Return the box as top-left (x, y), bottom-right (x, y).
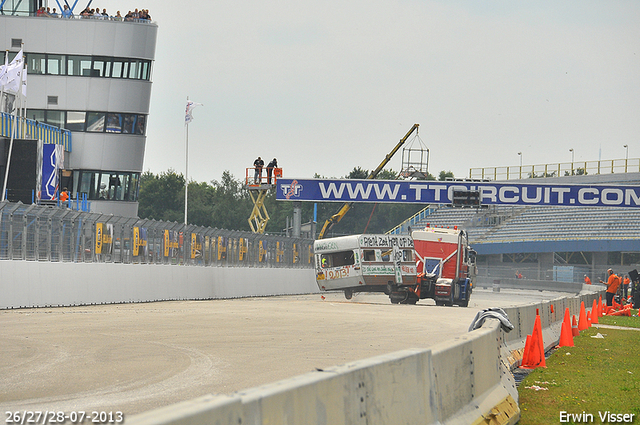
top-left (276, 178), bottom-right (640, 208)
top-left (40, 144), bottom-right (61, 200)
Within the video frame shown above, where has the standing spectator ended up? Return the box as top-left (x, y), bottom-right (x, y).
top-left (253, 156), bottom-right (264, 184)
top-left (266, 158), bottom-right (278, 184)
top-left (584, 274), bottom-right (591, 285)
top-left (622, 274), bottom-right (630, 299)
top-left (62, 4), bottom-right (73, 18)
top-left (59, 188), bottom-right (69, 202)
top-left (600, 269), bottom-right (621, 306)
top-left (114, 11), bottom-right (123, 21)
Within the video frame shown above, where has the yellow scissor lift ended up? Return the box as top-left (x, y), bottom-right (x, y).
top-left (245, 166), bottom-right (282, 233)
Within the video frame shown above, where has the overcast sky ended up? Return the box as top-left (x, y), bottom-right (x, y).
top-left (105, 0), bottom-right (639, 183)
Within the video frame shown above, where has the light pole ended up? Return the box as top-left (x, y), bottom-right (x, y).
top-left (624, 144), bottom-right (629, 172)
top-left (569, 148), bottom-right (574, 175)
top-left (517, 152), bottom-right (522, 178)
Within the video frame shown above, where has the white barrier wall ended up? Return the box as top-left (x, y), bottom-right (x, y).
top-left (128, 288), bottom-right (604, 425)
top-left (0, 262), bottom-right (318, 309)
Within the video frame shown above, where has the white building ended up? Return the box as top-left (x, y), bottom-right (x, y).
top-left (0, 3), bottom-right (157, 217)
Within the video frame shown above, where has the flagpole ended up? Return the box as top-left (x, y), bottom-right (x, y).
top-left (2, 87), bottom-right (18, 202)
top-left (1, 47), bottom-right (24, 202)
top-left (184, 96), bottom-right (189, 226)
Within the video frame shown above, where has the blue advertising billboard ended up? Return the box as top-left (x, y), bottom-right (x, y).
top-left (276, 178), bottom-right (640, 208)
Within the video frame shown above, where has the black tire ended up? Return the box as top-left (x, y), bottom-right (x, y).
top-left (446, 287), bottom-right (455, 306)
top-left (344, 289), bottom-right (353, 300)
top-left (402, 293), bottom-right (419, 305)
top-left (389, 292), bottom-right (407, 304)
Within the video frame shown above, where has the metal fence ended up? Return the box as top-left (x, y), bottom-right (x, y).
top-left (469, 158), bottom-right (640, 181)
top-left (0, 201), bottom-right (314, 268)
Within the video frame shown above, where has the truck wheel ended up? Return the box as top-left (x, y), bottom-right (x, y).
top-left (458, 298), bottom-right (469, 307)
top-left (402, 293), bottom-right (419, 305)
top-left (390, 292), bottom-right (407, 304)
top-left (344, 289), bottom-right (353, 300)
top-left (446, 290), bottom-right (455, 307)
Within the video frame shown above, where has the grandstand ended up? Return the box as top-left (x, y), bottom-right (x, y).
top-left (391, 172), bottom-right (640, 282)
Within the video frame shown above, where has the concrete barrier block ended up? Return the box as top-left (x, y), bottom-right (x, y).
top-left (431, 335), bottom-right (476, 419)
top-left (127, 394), bottom-right (243, 425)
top-left (238, 348), bottom-right (436, 425)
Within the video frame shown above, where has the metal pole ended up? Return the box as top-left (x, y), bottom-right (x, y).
top-left (184, 97), bottom-right (189, 226)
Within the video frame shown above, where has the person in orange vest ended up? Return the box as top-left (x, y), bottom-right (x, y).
top-left (600, 269), bottom-right (621, 306)
top-left (584, 274), bottom-right (591, 285)
top-left (59, 187), bottom-right (69, 202)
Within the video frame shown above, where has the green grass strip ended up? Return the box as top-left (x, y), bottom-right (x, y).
top-left (518, 310), bottom-right (640, 424)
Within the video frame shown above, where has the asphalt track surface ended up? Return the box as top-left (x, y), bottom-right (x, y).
top-left (0, 288), bottom-right (571, 417)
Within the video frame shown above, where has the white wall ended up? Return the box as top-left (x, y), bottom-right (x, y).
top-left (0, 261), bottom-right (318, 309)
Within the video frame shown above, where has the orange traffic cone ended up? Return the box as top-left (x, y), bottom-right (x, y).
top-left (578, 301), bottom-right (589, 331)
top-left (558, 311), bottom-right (574, 347)
top-left (591, 299), bottom-right (599, 324)
top-left (572, 315), bottom-right (579, 336)
top-left (521, 314), bottom-right (546, 369)
top-left (520, 334), bottom-right (532, 368)
top-left (598, 298), bottom-right (603, 317)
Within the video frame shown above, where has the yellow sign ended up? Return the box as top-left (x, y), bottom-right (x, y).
top-left (239, 238), bottom-right (248, 261)
top-left (293, 243), bottom-right (299, 264)
top-left (95, 223), bottom-right (103, 254)
top-left (164, 230), bottom-right (170, 257)
top-left (133, 227), bottom-right (140, 256)
top-left (217, 236), bottom-right (227, 260)
top-left (276, 241), bottom-right (284, 263)
top-left (190, 233), bottom-right (201, 259)
top-left (259, 240), bottom-right (266, 262)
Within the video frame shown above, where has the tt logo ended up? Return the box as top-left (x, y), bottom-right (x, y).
top-left (281, 180), bottom-right (303, 199)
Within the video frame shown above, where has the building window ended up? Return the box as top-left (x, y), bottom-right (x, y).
top-left (25, 53), bottom-right (152, 81)
top-left (27, 109), bottom-right (147, 135)
top-left (86, 112), bottom-right (105, 132)
top-left (66, 111), bottom-right (86, 131)
top-left (45, 110), bottom-right (65, 128)
top-left (47, 54), bottom-right (66, 75)
top-left (73, 170), bottom-right (140, 202)
top-left (27, 53), bottom-right (46, 74)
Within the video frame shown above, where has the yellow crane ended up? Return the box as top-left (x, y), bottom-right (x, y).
top-left (317, 124), bottom-right (419, 239)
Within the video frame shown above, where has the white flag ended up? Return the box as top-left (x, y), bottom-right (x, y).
top-left (3, 49), bottom-right (24, 95)
top-left (185, 100), bottom-right (203, 124)
top-left (0, 52), bottom-right (9, 88)
top-left (22, 66), bottom-right (27, 97)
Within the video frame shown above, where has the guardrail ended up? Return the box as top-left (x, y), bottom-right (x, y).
top-left (0, 112), bottom-right (71, 151)
top-left (128, 286), bottom-right (604, 425)
top-left (469, 158), bottom-right (639, 181)
top-left (386, 204), bottom-right (437, 235)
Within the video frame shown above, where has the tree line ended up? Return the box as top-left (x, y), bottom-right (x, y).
top-left (138, 168), bottom-right (455, 237)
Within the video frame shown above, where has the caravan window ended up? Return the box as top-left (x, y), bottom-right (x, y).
top-left (381, 250), bottom-right (391, 262)
top-left (321, 251), bottom-right (355, 268)
top-left (362, 250), bottom-right (376, 261)
top-left (403, 250), bottom-right (414, 262)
